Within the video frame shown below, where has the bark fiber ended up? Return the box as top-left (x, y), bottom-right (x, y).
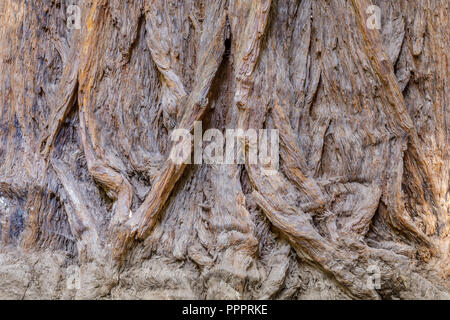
top-left (0, 0), bottom-right (448, 299)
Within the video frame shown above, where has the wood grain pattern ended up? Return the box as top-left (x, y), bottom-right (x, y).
top-left (0, 0), bottom-right (448, 299)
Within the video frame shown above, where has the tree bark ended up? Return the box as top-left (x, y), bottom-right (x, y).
top-left (0, 0), bottom-right (448, 299)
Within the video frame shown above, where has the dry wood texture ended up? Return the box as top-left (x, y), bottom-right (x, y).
top-left (0, 0), bottom-right (448, 299)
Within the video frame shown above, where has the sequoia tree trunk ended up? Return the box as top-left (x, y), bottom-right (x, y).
top-left (0, 0), bottom-right (448, 299)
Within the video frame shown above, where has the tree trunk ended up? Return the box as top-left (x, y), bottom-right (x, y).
top-left (0, 0), bottom-right (448, 299)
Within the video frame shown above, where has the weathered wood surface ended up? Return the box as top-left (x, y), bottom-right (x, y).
top-left (0, 0), bottom-right (448, 299)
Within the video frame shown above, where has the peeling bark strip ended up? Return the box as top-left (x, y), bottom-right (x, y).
top-left (112, 2), bottom-right (230, 262)
top-left (0, 0), bottom-right (448, 299)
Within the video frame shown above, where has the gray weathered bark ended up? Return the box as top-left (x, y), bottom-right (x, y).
top-left (0, 0), bottom-right (448, 299)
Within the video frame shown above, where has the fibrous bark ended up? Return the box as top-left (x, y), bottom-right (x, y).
top-left (0, 0), bottom-right (448, 299)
